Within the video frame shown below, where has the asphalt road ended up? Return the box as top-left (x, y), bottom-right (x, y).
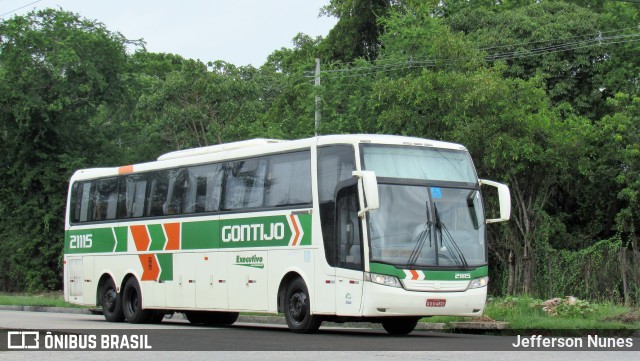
top-left (0, 310), bottom-right (638, 360)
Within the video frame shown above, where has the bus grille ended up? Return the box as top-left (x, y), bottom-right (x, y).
top-left (401, 280), bottom-right (470, 292)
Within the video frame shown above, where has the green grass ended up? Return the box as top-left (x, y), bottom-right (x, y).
top-left (0, 291), bottom-right (87, 308)
top-left (484, 296), bottom-right (638, 330)
top-left (420, 296), bottom-right (639, 335)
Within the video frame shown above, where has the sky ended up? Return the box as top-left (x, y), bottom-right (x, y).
top-left (0, 0), bottom-right (338, 66)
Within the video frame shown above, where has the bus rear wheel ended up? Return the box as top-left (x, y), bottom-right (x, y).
top-left (283, 278), bottom-right (321, 333)
top-left (381, 317), bottom-right (420, 335)
top-left (122, 277), bottom-right (153, 324)
top-left (100, 277), bottom-right (124, 322)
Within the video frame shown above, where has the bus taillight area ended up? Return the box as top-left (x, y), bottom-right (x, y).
top-left (361, 280), bottom-right (487, 317)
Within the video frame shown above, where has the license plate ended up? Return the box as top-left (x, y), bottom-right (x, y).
top-left (426, 299), bottom-right (446, 307)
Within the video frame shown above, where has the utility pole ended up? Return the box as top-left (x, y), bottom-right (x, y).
top-left (314, 58), bottom-right (321, 136)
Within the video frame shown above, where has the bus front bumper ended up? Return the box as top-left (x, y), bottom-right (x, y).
top-left (361, 281), bottom-right (487, 317)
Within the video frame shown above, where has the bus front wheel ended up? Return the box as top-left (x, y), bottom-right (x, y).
top-left (122, 277), bottom-right (153, 324)
top-left (283, 278), bottom-right (321, 333)
top-left (381, 317), bottom-right (420, 335)
top-left (100, 277), bottom-right (124, 322)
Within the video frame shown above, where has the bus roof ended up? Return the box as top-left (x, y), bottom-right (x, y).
top-left (69, 134), bottom-right (467, 182)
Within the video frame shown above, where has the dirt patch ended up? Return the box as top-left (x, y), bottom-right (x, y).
top-left (604, 311), bottom-right (640, 324)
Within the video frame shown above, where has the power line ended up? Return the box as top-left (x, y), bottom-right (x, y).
top-left (480, 26), bottom-right (640, 52)
top-left (304, 26), bottom-right (640, 76)
top-left (311, 30), bottom-right (640, 79)
top-left (0, 0), bottom-right (44, 18)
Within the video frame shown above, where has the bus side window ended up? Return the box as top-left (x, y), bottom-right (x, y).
top-left (264, 151), bottom-right (312, 207)
top-left (118, 174), bottom-right (147, 219)
top-left (70, 181), bottom-right (94, 223)
top-left (93, 178), bottom-right (118, 221)
top-left (186, 163), bottom-right (222, 213)
top-left (147, 170), bottom-right (169, 217)
top-left (317, 145), bottom-right (356, 267)
top-left (336, 185), bottom-right (362, 270)
top-left (222, 158), bottom-right (268, 210)
top-left (164, 168), bottom-right (188, 215)
top-left (79, 182), bottom-right (94, 222)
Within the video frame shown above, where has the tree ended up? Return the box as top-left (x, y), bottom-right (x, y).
top-left (0, 9), bottom-right (131, 290)
top-left (320, 0), bottom-right (395, 62)
top-left (137, 59), bottom-right (263, 150)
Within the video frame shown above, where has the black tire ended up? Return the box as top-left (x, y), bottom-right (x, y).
top-left (150, 310), bottom-right (166, 323)
top-left (381, 317), bottom-right (420, 335)
top-left (100, 277), bottom-right (124, 322)
top-left (122, 277), bottom-right (153, 324)
top-left (204, 312), bottom-right (239, 325)
top-left (185, 311), bottom-right (239, 325)
top-left (185, 311), bottom-right (205, 324)
top-left (283, 278), bottom-right (322, 333)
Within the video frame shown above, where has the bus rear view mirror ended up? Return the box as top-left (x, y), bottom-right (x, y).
top-left (352, 171), bottom-right (379, 218)
top-left (479, 179), bottom-right (511, 223)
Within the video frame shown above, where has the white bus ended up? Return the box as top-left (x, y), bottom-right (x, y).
top-left (64, 134), bottom-right (510, 334)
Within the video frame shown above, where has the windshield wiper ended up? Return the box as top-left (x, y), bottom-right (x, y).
top-left (434, 203), bottom-right (469, 269)
top-left (407, 201), bottom-right (432, 268)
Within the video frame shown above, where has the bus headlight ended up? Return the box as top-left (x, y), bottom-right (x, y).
top-left (365, 272), bottom-right (401, 288)
top-left (469, 276), bottom-right (489, 289)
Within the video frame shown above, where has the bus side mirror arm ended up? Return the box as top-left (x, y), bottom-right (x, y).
top-left (352, 171), bottom-right (379, 218)
top-left (479, 179), bottom-right (511, 224)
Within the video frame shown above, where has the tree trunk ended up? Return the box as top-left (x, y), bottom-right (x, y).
top-left (523, 242), bottom-right (533, 295)
top-left (620, 247), bottom-right (629, 306)
top-left (507, 249), bottom-right (516, 295)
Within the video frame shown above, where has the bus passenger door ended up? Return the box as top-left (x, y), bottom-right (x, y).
top-left (335, 185), bottom-right (364, 316)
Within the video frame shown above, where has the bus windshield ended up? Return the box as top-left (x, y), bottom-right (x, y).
top-left (361, 145), bottom-right (485, 268)
top-left (367, 184), bottom-right (487, 268)
top-left (361, 144), bottom-right (477, 184)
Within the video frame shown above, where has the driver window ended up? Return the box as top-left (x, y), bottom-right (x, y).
top-left (336, 185), bottom-right (362, 270)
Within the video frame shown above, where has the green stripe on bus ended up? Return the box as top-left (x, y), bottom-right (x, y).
top-left (369, 262), bottom-right (488, 281)
top-left (65, 228), bottom-right (116, 254)
top-left (114, 227), bottom-right (128, 252)
top-left (182, 220), bottom-right (219, 250)
top-left (156, 253), bottom-right (173, 281)
top-left (298, 215), bottom-right (312, 246)
top-left (147, 224), bottom-right (166, 251)
top-left (368, 262), bottom-right (406, 278)
top-left (65, 213), bottom-right (312, 254)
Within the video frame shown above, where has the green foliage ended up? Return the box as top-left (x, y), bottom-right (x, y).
top-left (0, 9), bottom-right (131, 290)
top-left (554, 299), bottom-right (596, 318)
top-left (320, 0), bottom-right (394, 61)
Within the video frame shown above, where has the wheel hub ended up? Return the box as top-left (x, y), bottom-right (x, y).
top-left (289, 291), bottom-right (307, 323)
top-left (104, 289), bottom-right (116, 311)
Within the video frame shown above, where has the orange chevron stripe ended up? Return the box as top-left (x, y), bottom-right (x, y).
top-left (139, 254), bottom-right (160, 281)
top-left (289, 215), bottom-right (301, 246)
top-left (130, 225), bottom-right (151, 252)
top-left (410, 270), bottom-right (420, 280)
top-left (163, 223), bottom-right (180, 250)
